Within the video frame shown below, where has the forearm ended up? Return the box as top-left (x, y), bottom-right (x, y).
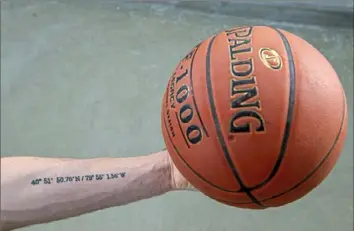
top-left (0, 151), bottom-right (172, 230)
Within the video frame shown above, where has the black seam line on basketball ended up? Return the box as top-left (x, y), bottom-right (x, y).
top-left (189, 43), bottom-right (209, 137)
top-left (205, 35), bottom-right (264, 207)
top-left (165, 78), bottom-right (171, 107)
top-left (162, 112), bottom-right (240, 192)
top-left (175, 111), bottom-right (191, 148)
top-left (240, 26), bottom-right (296, 192)
top-left (208, 195), bottom-right (261, 208)
top-left (260, 90), bottom-right (347, 202)
top-left (214, 89), bottom-right (346, 205)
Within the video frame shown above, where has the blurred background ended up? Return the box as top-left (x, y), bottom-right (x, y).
top-left (1, 0), bottom-right (353, 231)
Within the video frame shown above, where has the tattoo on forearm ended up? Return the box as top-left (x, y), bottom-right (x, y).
top-left (30, 172), bottom-right (126, 186)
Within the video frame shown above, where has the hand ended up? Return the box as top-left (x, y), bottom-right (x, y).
top-left (164, 150), bottom-right (197, 191)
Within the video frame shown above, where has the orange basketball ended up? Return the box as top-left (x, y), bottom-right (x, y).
top-left (161, 25), bottom-right (348, 209)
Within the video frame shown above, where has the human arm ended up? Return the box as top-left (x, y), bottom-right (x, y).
top-left (0, 150), bottom-right (194, 230)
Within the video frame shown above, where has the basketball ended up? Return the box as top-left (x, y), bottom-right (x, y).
top-left (161, 25), bottom-right (348, 209)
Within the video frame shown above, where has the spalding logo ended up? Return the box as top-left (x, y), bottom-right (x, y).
top-left (259, 48), bottom-right (282, 70)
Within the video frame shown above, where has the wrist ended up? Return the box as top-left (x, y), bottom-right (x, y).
top-left (147, 150), bottom-right (174, 193)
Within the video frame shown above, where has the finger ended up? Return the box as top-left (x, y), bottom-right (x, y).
top-left (184, 182), bottom-right (199, 192)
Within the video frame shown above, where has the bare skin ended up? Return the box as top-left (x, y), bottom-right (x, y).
top-left (0, 150), bottom-right (195, 231)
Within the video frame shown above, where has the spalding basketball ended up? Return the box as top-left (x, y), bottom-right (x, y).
top-left (161, 25), bottom-right (347, 209)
